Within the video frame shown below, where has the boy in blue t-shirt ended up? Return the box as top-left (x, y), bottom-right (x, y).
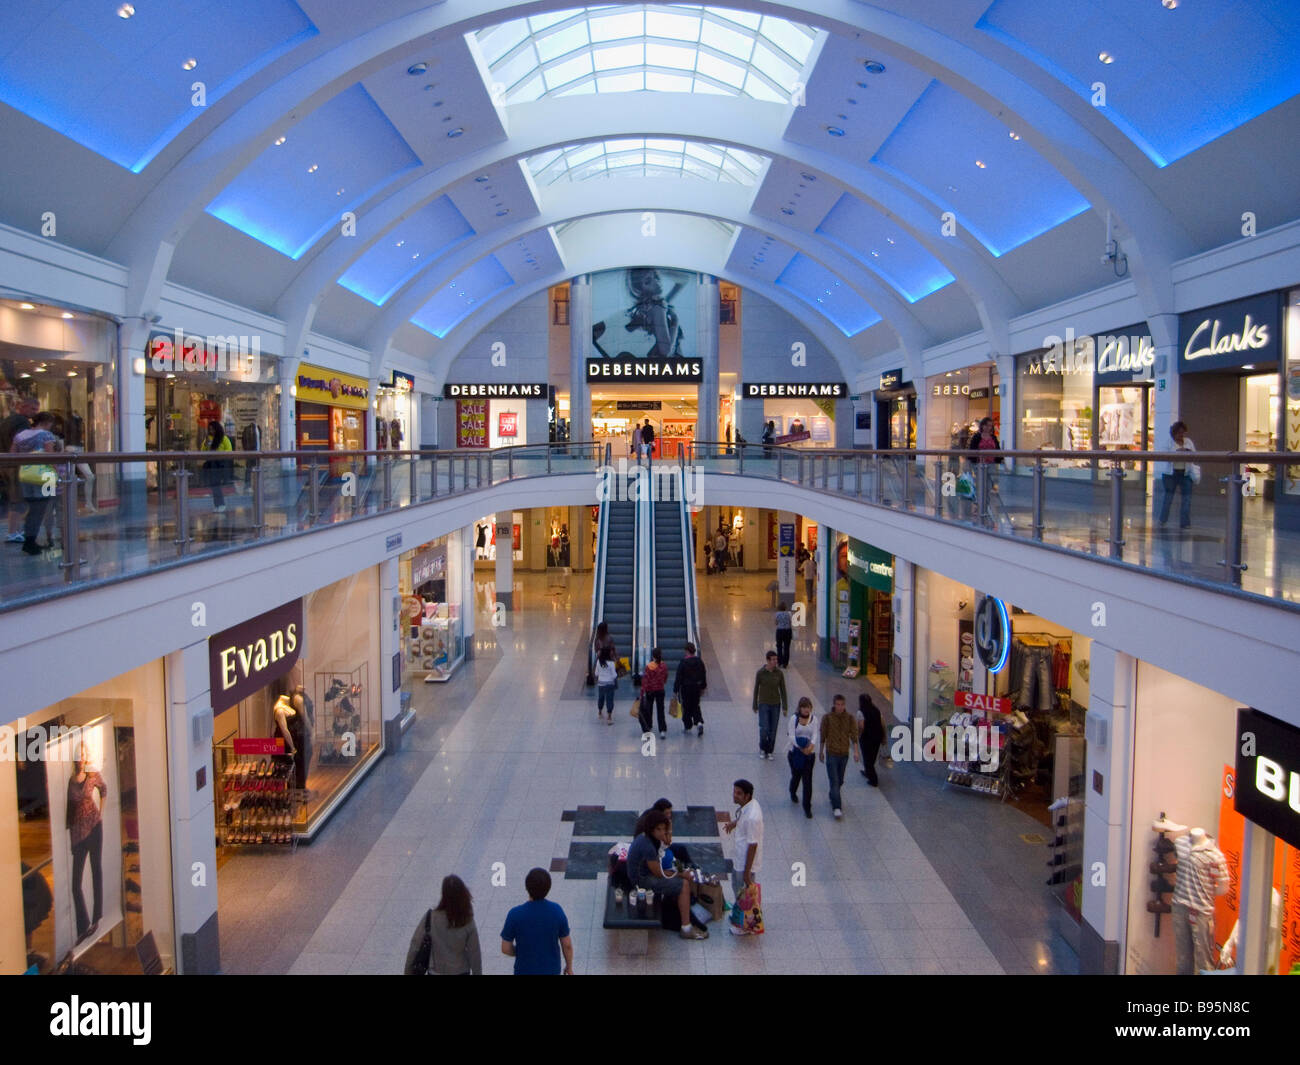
top-left (500, 868), bottom-right (574, 975)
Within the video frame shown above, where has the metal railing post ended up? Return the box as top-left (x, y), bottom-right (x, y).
top-left (872, 454), bottom-right (883, 505)
top-left (798, 454), bottom-right (805, 485)
top-left (509, 448), bottom-right (515, 480)
top-left (307, 460), bottom-right (320, 525)
top-left (408, 454), bottom-right (418, 503)
top-left (58, 461), bottom-right (82, 582)
top-left (1032, 458), bottom-right (1045, 540)
top-left (430, 455), bottom-right (439, 498)
top-left (901, 455), bottom-right (912, 510)
top-left (933, 461), bottom-right (944, 518)
top-left (777, 449), bottom-right (783, 481)
top-left (977, 463), bottom-right (991, 528)
top-left (252, 462), bottom-right (265, 536)
top-left (738, 441), bottom-right (745, 476)
top-left (174, 461), bottom-right (191, 555)
top-left (1222, 464), bottom-right (1247, 586)
top-left (856, 456), bottom-right (864, 497)
top-left (350, 459), bottom-right (360, 515)
top-left (382, 455), bottom-right (393, 510)
top-left (1107, 465), bottom-right (1125, 558)
top-left (837, 456), bottom-right (845, 493)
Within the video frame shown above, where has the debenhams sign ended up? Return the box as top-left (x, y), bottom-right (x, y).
top-left (742, 383), bottom-right (846, 398)
top-left (586, 358), bottom-right (703, 382)
top-left (444, 383), bottom-right (546, 398)
top-left (208, 599), bottom-right (304, 710)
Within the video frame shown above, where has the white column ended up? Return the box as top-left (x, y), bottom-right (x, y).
top-left (815, 532), bottom-right (829, 641)
top-left (777, 510), bottom-right (796, 600)
top-left (495, 512), bottom-right (514, 611)
top-left (366, 377), bottom-right (380, 455)
top-left (569, 275), bottom-right (593, 443)
top-left (1149, 312), bottom-right (1181, 451)
top-left (278, 357), bottom-right (299, 452)
top-left (420, 394), bottom-right (439, 448)
top-left (118, 318), bottom-right (150, 517)
top-left (460, 525), bottom-right (476, 658)
top-left (891, 558), bottom-right (914, 722)
top-left (1081, 643), bottom-right (1136, 975)
top-left (379, 556), bottom-right (401, 750)
top-left (697, 274), bottom-right (720, 443)
top-left (164, 640), bottom-right (220, 974)
top-left (1236, 821), bottom-right (1277, 974)
top-left (995, 353), bottom-right (1016, 454)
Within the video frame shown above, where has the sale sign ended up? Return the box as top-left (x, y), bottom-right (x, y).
top-left (233, 738), bottom-right (285, 755)
top-left (498, 410), bottom-right (518, 437)
top-left (456, 400), bottom-right (488, 448)
top-left (954, 691), bottom-right (1012, 714)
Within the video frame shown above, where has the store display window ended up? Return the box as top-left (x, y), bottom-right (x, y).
top-left (761, 400), bottom-right (835, 449)
top-left (472, 513), bottom-right (522, 563)
top-left (544, 508), bottom-right (572, 568)
top-left (925, 365), bottom-right (1000, 451)
top-left (400, 534), bottom-right (465, 683)
top-left (3, 660), bottom-right (175, 975)
top-left (1017, 345), bottom-right (1094, 456)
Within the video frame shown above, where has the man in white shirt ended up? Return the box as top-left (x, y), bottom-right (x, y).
top-left (802, 551), bottom-right (816, 605)
top-left (724, 779), bottom-right (763, 932)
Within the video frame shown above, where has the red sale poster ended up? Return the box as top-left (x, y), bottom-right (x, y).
top-left (498, 410), bottom-right (518, 438)
top-left (456, 400), bottom-right (488, 448)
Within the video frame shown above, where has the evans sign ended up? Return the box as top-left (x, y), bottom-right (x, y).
top-left (1235, 707), bottom-right (1300, 849)
top-left (208, 599), bottom-right (303, 711)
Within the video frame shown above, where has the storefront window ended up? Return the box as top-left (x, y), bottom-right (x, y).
top-left (4, 660), bottom-right (174, 974)
top-left (925, 365), bottom-right (1000, 451)
top-left (762, 401), bottom-right (835, 449)
top-left (401, 535), bottom-right (465, 683)
top-left (1017, 344), bottom-right (1094, 457)
top-left (472, 513), bottom-right (522, 562)
top-left (1286, 290), bottom-right (1300, 495)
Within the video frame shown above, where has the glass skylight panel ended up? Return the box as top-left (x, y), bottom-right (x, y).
top-left (474, 6), bottom-right (817, 103)
top-left (528, 139), bottom-right (765, 185)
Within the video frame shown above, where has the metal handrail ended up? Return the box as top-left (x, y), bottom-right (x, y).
top-left (675, 456), bottom-right (701, 656)
top-left (588, 443), bottom-right (613, 677)
top-left (674, 442), bottom-right (1300, 464)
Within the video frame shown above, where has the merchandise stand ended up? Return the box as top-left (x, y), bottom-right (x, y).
top-left (214, 746), bottom-right (304, 848)
top-left (404, 612), bottom-right (464, 684)
top-left (943, 710), bottom-right (1009, 799)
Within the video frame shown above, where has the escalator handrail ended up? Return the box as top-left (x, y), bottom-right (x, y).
top-left (588, 445), bottom-right (613, 673)
top-left (633, 461), bottom-right (654, 678)
top-left (676, 464), bottom-right (701, 655)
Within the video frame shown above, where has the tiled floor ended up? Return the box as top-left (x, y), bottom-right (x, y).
top-left (216, 565), bottom-right (1079, 975)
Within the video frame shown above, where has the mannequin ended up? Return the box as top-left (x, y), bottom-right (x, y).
top-left (1163, 820), bottom-right (1229, 975)
top-left (290, 684), bottom-right (314, 789)
top-left (271, 694), bottom-right (305, 789)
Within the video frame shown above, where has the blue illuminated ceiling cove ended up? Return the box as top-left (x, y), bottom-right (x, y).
top-left (411, 256), bottom-right (515, 339)
top-left (0, 0), bottom-right (317, 173)
top-left (206, 85), bottom-right (421, 260)
top-left (775, 254), bottom-right (879, 337)
top-left (815, 194), bottom-right (953, 304)
top-left (339, 198), bottom-right (475, 306)
top-left (871, 81), bottom-right (1089, 257)
top-left (978, 0), bottom-right (1300, 168)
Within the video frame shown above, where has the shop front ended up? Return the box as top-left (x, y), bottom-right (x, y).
top-left (1, 659), bottom-right (175, 975)
top-left (376, 370), bottom-right (414, 451)
top-left (1285, 288), bottom-right (1300, 525)
top-left (925, 364), bottom-right (1000, 451)
top-left (875, 368), bottom-right (916, 449)
top-left (472, 512), bottom-right (522, 565)
top-left (400, 534), bottom-right (465, 684)
top-left (294, 364), bottom-right (368, 470)
top-left (1124, 666), bottom-right (1298, 975)
top-left (1, 299), bottom-right (118, 508)
top-left (1177, 293), bottom-right (1283, 510)
top-left (445, 382), bottom-right (545, 449)
top-left (743, 382), bottom-right (842, 449)
top-left (209, 572), bottom-right (383, 843)
top-left (840, 539), bottom-right (895, 701)
top-left (591, 388), bottom-right (698, 459)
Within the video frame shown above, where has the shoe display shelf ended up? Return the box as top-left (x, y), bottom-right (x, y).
top-left (214, 748), bottom-right (304, 848)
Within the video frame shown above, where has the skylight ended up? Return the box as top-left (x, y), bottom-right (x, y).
top-left (528, 139), bottom-right (766, 185)
top-left (473, 5), bottom-right (818, 104)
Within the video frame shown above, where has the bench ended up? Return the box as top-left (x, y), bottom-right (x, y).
top-left (602, 875), bottom-right (663, 956)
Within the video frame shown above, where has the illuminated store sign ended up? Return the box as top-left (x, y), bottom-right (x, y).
top-left (444, 382), bottom-right (546, 398)
top-left (1179, 294), bottom-right (1280, 373)
top-left (742, 383), bottom-right (846, 398)
top-left (586, 358), bottom-right (703, 381)
top-left (974, 596), bottom-right (1010, 674)
top-left (1235, 707), bottom-right (1300, 849)
top-left (208, 599), bottom-right (304, 710)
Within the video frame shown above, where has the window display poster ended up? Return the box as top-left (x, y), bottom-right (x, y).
top-left (1099, 401), bottom-right (1139, 447)
top-left (498, 410), bottom-right (518, 438)
top-left (810, 415), bottom-right (832, 442)
top-left (46, 720), bottom-right (124, 962)
top-left (456, 400), bottom-right (488, 448)
top-left (767, 511), bottom-right (778, 560)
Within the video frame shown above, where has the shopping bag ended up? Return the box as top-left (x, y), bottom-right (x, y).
top-left (728, 881), bottom-right (764, 935)
top-left (955, 472), bottom-right (975, 499)
top-left (668, 696), bottom-right (683, 719)
top-left (629, 696), bottom-right (642, 721)
top-left (693, 881), bottom-right (726, 922)
top-left (616, 656), bottom-right (630, 677)
top-left (19, 463), bottom-right (54, 487)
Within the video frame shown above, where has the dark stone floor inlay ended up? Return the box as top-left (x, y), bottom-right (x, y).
top-left (565, 806), bottom-right (719, 837)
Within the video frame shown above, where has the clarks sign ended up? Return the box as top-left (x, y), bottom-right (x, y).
top-left (1179, 294), bottom-right (1280, 373)
top-left (208, 599), bottom-right (303, 710)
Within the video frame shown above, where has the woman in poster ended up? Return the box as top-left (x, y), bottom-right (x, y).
top-left (66, 742), bottom-right (107, 944)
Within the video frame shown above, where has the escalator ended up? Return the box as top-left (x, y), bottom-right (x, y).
top-left (595, 500), bottom-right (636, 667)
top-left (650, 471), bottom-right (699, 683)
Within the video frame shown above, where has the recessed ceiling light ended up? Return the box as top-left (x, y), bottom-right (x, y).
top-left (396, 240), bottom-right (406, 247)
top-left (1242, 364), bottom-right (1255, 370)
top-left (946, 184), bottom-right (959, 192)
top-left (307, 164), bottom-right (318, 173)
top-left (885, 237), bottom-right (895, 245)
top-left (975, 159), bottom-right (986, 168)
top-left (411, 253), bottom-right (420, 260)
top-left (67, 370), bottom-right (77, 377)
top-left (781, 207), bottom-right (794, 215)
top-left (116, 3), bottom-right (134, 18)
top-left (274, 135), bottom-right (286, 146)
top-left (856, 81), bottom-right (868, 89)
top-left (432, 100), bottom-right (444, 108)
top-left (19, 302), bottom-right (34, 309)
top-left (826, 126), bottom-right (846, 137)
top-left (1008, 130), bottom-right (1020, 140)
top-left (495, 209), bottom-right (509, 217)
top-left (863, 60), bottom-right (886, 75)
top-left (423, 83), bottom-right (439, 91)
top-left (441, 115), bottom-right (452, 122)
top-left (407, 62), bottom-right (429, 76)
top-left (1162, 0), bottom-right (1177, 8)
top-left (183, 58), bottom-right (197, 71)
top-left (836, 113), bottom-right (848, 120)
top-left (18, 372), bottom-right (30, 379)
top-left (61, 312), bottom-right (74, 319)
top-left (847, 98), bottom-right (858, 105)
top-left (35, 365), bottom-right (47, 372)
top-left (800, 172), bottom-right (816, 182)
top-left (474, 175), bottom-right (490, 183)
top-left (336, 187), bottom-right (345, 195)
top-left (447, 127), bottom-right (464, 138)
top-left (1098, 51), bottom-right (1115, 64)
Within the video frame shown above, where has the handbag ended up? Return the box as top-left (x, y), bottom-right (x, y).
top-left (629, 696), bottom-right (642, 721)
top-left (409, 909), bottom-right (433, 975)
top-left (19, 463), bottom-right (54, 487)
top-left (668, 696), bottom-right (682, 719)
top-left (1188, 463), bottom-right (1202, 485)
top-left (585, 668), bottom-right (596, 687)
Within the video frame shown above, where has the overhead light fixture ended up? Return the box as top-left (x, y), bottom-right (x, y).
top-left (1243, 364), bottom-right (1255, 370)
top-left (432, 100), bottom-right (444, 108)
top-left (166, 372), bottom-right (176, 380)
top-left (336, 187), bottom-right (345, 196)
top-left (274, 135), bottom-right (286, 146)
top-left (799, 172), bottom-right (816, 182)
top-left (975, 159), bottom-right (986, 168)
top-left (781, 207), bottom-right (794, 216)
top-left (886, 237), bottom-right (895, 245)
top-left (396, 239), bottom-right (405, 247)
top-left (863, 60), bottom-right (886, 75)
top-left (19, 302), bottom-right (34, 310)
top-left (1099, 51), bottom-right (1115, 64)
top-left (411, 252), bottom-right (420, 259)
top-left (183, 58), bottom-right (197, 71)
top-left (61, 312), bottom-right (74, 319)
top-left (307, 164), bottom-right (318, 173)
top-left (18, 372), bottom-right (30, 379)
top-left (836, 113), bottom-right (848, 120)
top-left (116, 3), bottom-right (134, 18)
top-left (1162, 0), bottom-right (1178, 8)
top-left (423, 83), bottom-right (439, 91)
top-left (856, 81), bottom-right (869, 89)
top-left (870, 250), bottom-right (879, 258)
top-left (407, 62), bottom-right (429, 76)
top-left (495, 208), bottom-right (509, 217)
top-left (132, 357), bottom-right (146, 375)
top-left (475, 175), bottom-right (490, 183)
top-left (67, 370), bottom-right (77, 377)
top-left (35, 365), bottom-right (47, 373)
top-left (826, 126), bottom-right (846, 137)
top-left (1008, 130), bottom-right (1021, 140)
top-left (446, 127), bottom-right (465, 138)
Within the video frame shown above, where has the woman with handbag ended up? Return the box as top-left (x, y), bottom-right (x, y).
top-left (787, 697), bottom-right (818, 818)
top-left (404, 874), bottom-right (482, 975)
top-left (12, 412), bottom-right (60, 557)
top-left (203, 420), bottom-right (233, 513)
top-left (594, 646), bottom-right (617, 725)
top-left (640, 647), bottom-right (669, 738)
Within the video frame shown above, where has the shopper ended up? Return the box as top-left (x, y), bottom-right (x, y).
top-left (858, 693), bottom-right (886, 787)
top-left (787, 697), bottom-right (818, 818)
top-left (723, 779), bottom-right (763, 932)
top-left (405, 874), bottom-right (483, 975)
top-left (640, 646), bottom-right (669, 737)
top-left (594, 645), bottom-right (617, 725)
top-left (774, 601), bottom-right (793, 668)
top-left (713, 528), bottom-right (728, 574)
top-left (801, 550), bottom-right (816, 606)
top-left (11, 412), bottom-right (60, 557)
top-left (202, 420), bottom-right (233, 513)
top-left (593, 620), bottom-right (616, 664)
top-left (640, 420), bottom-right (655, 461)
top-left (751, 651), bottom-right (788, 759)
top-left (818, 694), bottom-right (860, 819)
top-left (761, 420), bottom-right (775, 458)
top-left (673, 641), bottom-right (707, 737)
top-left (2, 396), bottom-right (38, 543)
top-left (500, 868), bottom-right (574, 975)
top-left (627, 811), bottom-right (709, 940)
top-left (966, 417), bottom-right (1002, 464)
top-left (1157, 420), bottom-right (1198, 530)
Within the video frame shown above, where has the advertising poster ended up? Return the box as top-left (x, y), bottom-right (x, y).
top-left (497, 410), bottom-right (518, 438)
top-left (766, 512), bottom-right (778, 561)
top-left (778, 522), bottom-right (796, 594)
top-left (1099, 401), bottom-right (1138, 447)
top-left (590, 267), bottom-right (697, 361)
top-left (456, 400), bottom-right (488, 448)
top-left (810, 415), bottom-right (832, 442)
top-left (46, 719), bottom-right (124, 961)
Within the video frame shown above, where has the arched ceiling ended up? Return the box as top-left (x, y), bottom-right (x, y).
top-left (1, 0), bottom-right (1298, 385)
